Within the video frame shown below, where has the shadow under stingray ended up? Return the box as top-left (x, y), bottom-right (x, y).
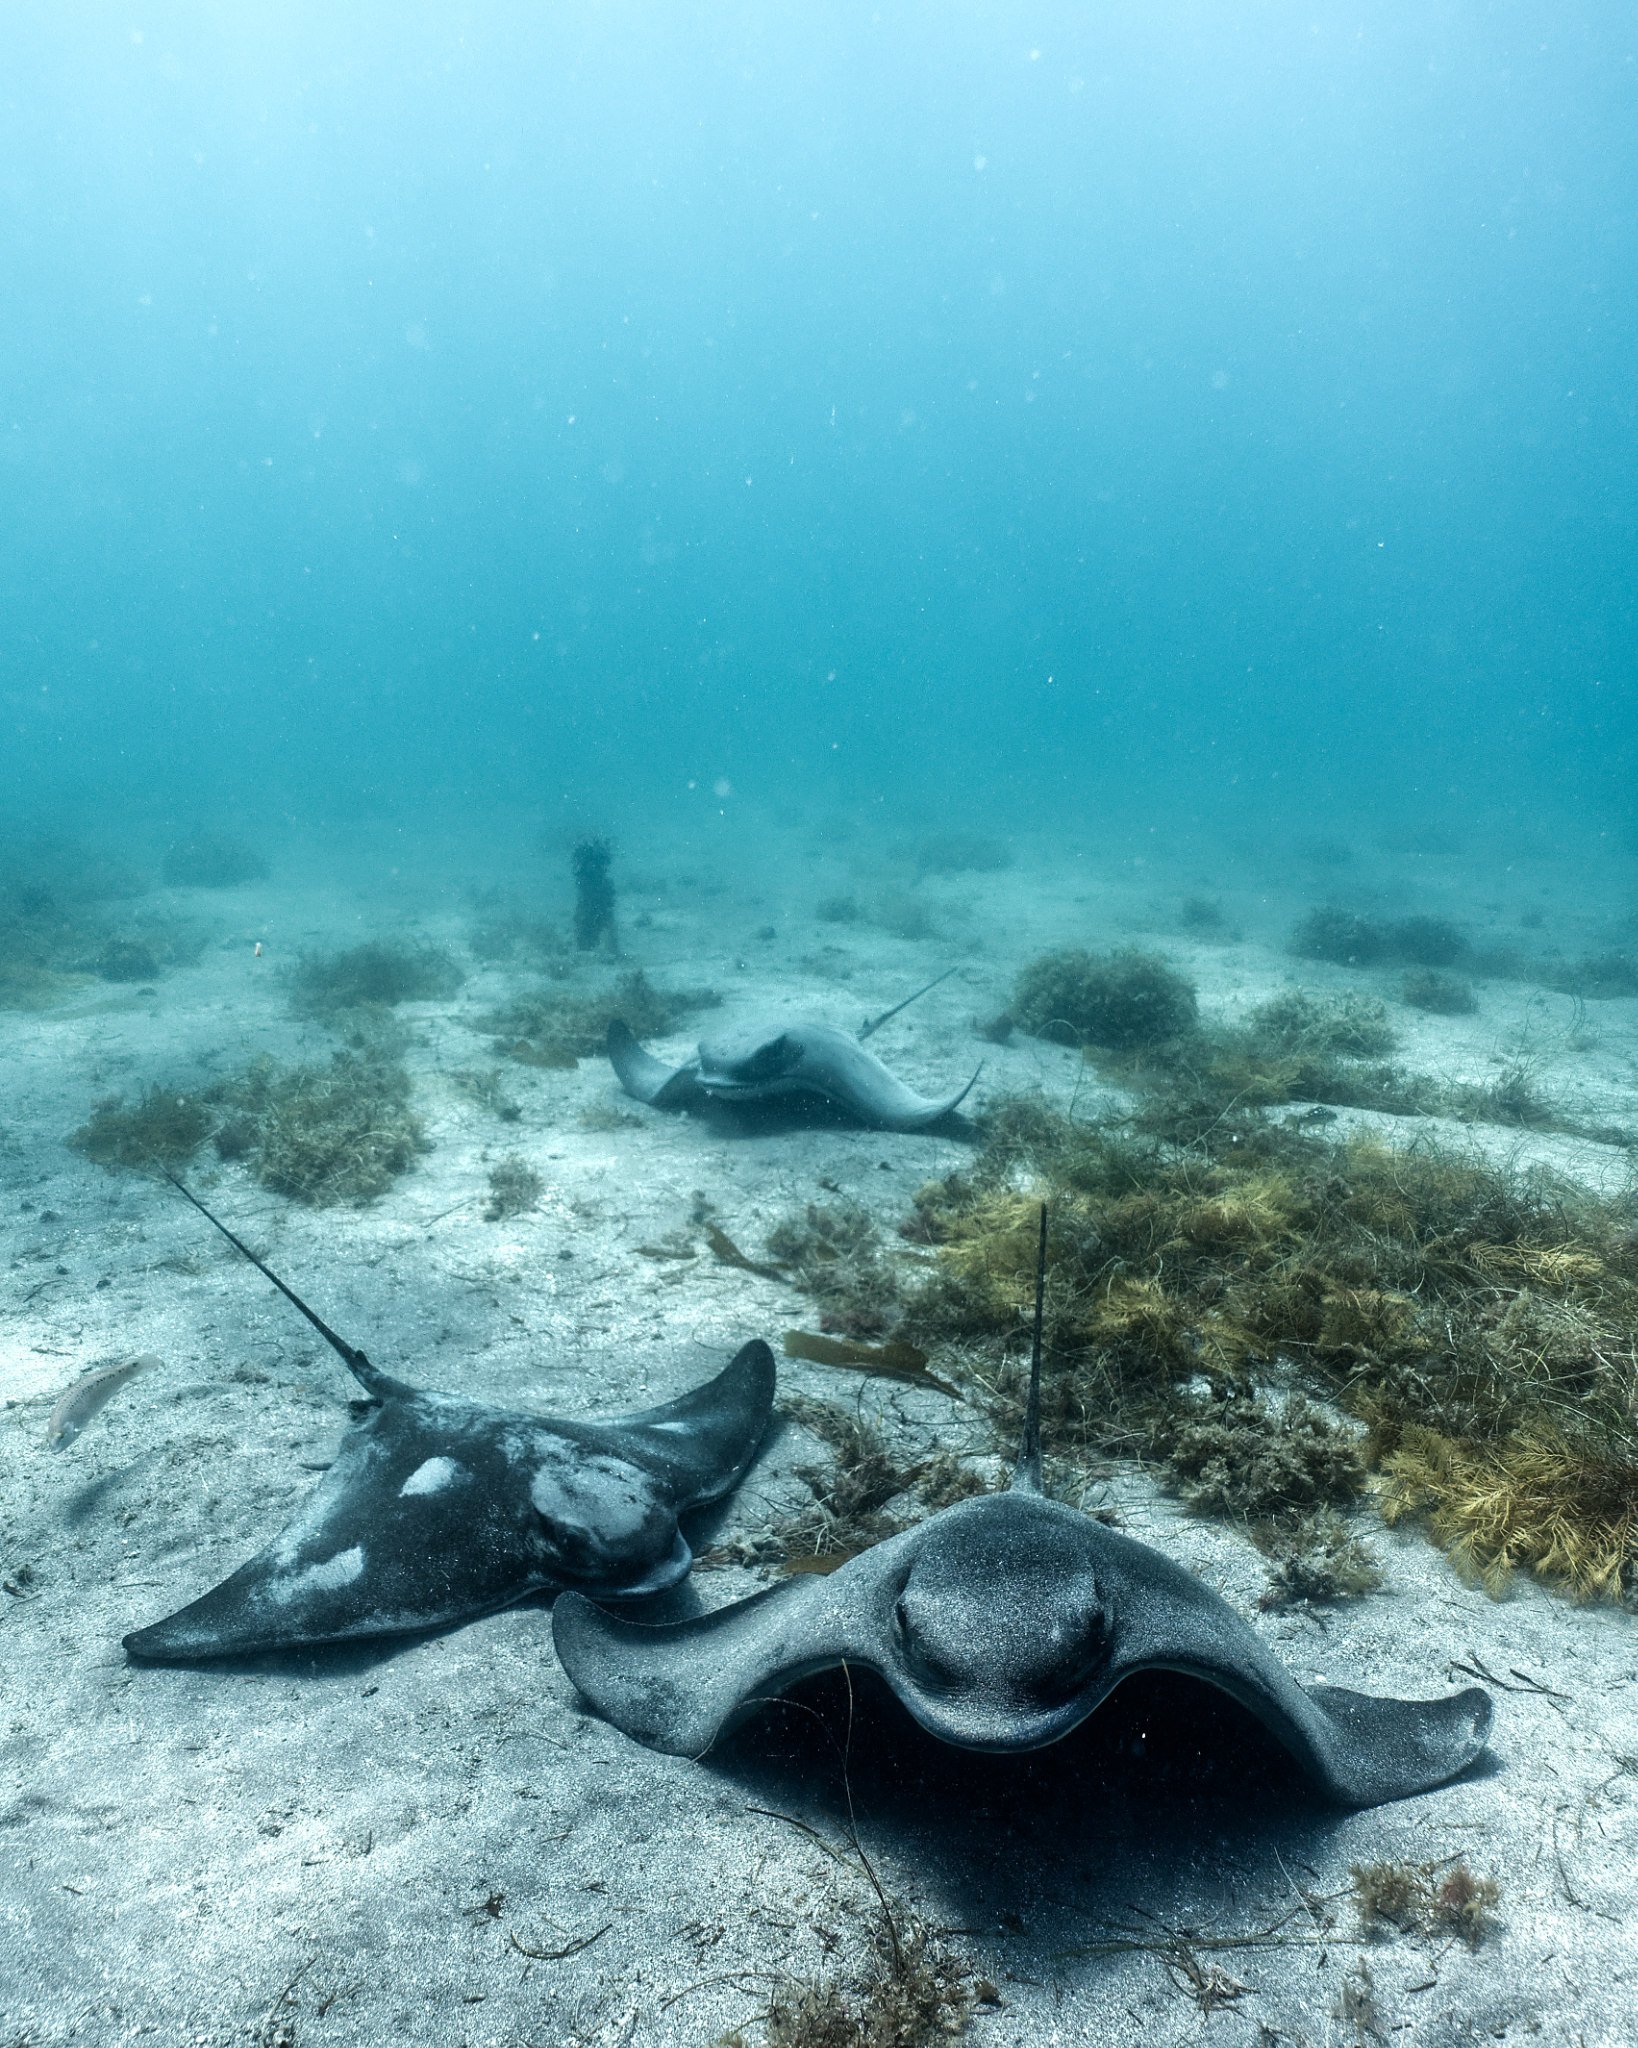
top-left (695, 1662), bottom-right (1488, 1982)
top-left (684, 1091), bottom-right (978, 1143)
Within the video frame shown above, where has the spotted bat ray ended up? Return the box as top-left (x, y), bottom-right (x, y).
top-left (555, 1209), bottom-right (1493, 1808)
top-left (124, 1180), bottom-right (775, 1661)
top-left (608, 973), bottom-right (979, 1132)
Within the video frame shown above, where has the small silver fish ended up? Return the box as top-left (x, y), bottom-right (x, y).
top-left (46, 1354), bottom-right (161, 1451)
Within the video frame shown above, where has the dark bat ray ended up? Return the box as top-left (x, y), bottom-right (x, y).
top-left (124, 1180), bottom-right (775, 1661)
top-left (607, 1009), bottom-right (978, 1132)
top-left (555, 1209), bottom-right (1493, 1808)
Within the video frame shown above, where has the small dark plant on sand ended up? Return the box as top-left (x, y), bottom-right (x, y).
top-left (70, 1087), bottom-right (215, 1170)
top-left (483, 1156), bottom-right (543, 1221)
top-left (1350, 1858), bottom-right (1500, 1947)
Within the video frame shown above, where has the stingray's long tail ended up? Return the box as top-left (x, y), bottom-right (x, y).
top-left (162, 1173), bottom-right (394, 1395)
top-left (1013, 1202), bottom-right (1048, 1492)
top-left (858, 964), bottom-right (958, 1041)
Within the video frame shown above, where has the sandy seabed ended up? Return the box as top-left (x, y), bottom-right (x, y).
top-left (4, 811), bottom-right (1638, 2048)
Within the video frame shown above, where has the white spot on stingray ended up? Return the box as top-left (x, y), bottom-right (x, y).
top-left (269, 1546), bottom-right (365, 1604)
top-left (400, 1456), bottom-right (461, 1498)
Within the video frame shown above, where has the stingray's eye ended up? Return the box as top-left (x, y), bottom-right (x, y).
top-left (892, 1590), bottom-right (963, 1690)
top-left (744, 1034), bottom-right (796, 1081)
top-left (540, 1518), bottom-right (595, 1574)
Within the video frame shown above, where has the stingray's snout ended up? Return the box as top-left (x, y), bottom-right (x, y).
top-left (892, 1560), bottom-right (1109, 1713)
top-left (531, 1459), bottom-right (676, 1585)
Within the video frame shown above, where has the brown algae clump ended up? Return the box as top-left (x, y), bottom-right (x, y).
top-left (897, 1093), bottom-right (1638, 1600)
top-left (1350, 1858), bottom-right (1500, 1947)
top-left (215, 1051), bottom-right (427, 1204)
top-left (766, 1200), bottom-right (904, 1338)
top-left (765, 1918), bottom-right (970, 2048)
top-left (1163, 1392), bottom-right (1365, 1521)
top-left (1257, 1510), bottom-right (1382, 1609)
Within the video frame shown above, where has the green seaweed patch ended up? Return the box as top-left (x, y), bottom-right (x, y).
top-left (1245, 990), bottom-right (1396, 1060)
top-left (478, 968), bottom-right (719, 1067)
top-left (1289, 907), bottom-right (1470, 971)
top-left (290, 940), bottom-right (464, 1021)
top-left (1401, 969), bottom-right (1477, 1015)
top-left (1011, 947), bottom-right (1198, 1049)
top-left (215, 1050), bottom-right (427, 1204)
top-left (1, 876), bottom-right (198, 1005)
top-left (1115, 1012), bottom-right (1434, 1143)
top-left (70, 1086), bottom-right (215, 1170)
top-left (1288, 906), bottom-right (1385, 967)
top-left (1446, 1059), bottom-right (1557, 1130)
top-left (766, 1200), bottom-right (906, 1339)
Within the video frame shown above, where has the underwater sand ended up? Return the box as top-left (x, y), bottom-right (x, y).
top-left (4, 817), bottom-right (1638, 2047)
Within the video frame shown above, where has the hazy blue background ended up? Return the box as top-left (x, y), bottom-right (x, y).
top-left (1, 3), bottom-right (1632, 845)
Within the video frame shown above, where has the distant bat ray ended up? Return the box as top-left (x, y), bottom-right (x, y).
top-left (608, 974), bottom-right (979, 1131)
top-left (124, 1179), bottom-right (775, 1661)
top-left (556, 1209), bottom-right (1493, 1808)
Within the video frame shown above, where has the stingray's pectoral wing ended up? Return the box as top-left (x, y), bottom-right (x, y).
top-left (607, 1021), bottom-right (704, 1109)
top-left (1290, 1681), bottom-right (1495, 1807)
top-left (1105, 1539), bottom-right (1493, 1807)
top-left (826, 1035), bottom-right (981, 1132)
top-left (554, 1573), bottom-right (861, 1756)
top-left (607, 1340), bottom-right (777, 1510)
top-left (124, 1403), bottom-right (549, 1661)
top-left (913, 1061), bottom-right (982, 1128)
top-left (125, 1431), bottom-right (410, 1660)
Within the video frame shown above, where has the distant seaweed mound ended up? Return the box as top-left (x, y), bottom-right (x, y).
top-left (161, 828), bottom-right (269, 888)
top-left (1011, 948), bottom-right (1198, 1049)
top-left (290, 939), bottom-right (464, 1021)
top-left (1, 842), bottom-right (199, 1008)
